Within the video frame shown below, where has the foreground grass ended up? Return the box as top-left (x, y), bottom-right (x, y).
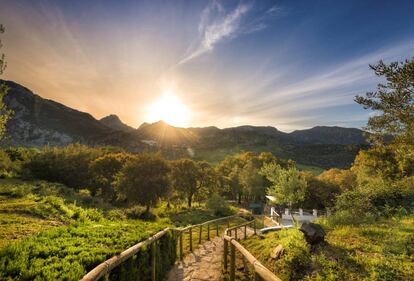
top-left (0, 220), bottom-right (169, 280)
top-left (242, 216), bottom-right (414, 281)
top-left (0, 179), bottom-right (242, 280)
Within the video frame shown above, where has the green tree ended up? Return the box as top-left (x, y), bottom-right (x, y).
top-left (89, 153), bottom-right (130, 200)
top-left (24, 144), bottom-right (103, 189)
top-left (355, 58), bottom-right (414, 145)
top-left (0, 24), bottom-right (12, 139)
top-left (115, 153), bottom-right (170, 212)
top-left (260, 163), bottom-right (307, 207)
top-left (302, 171), bottom-right (340, 209)
top-left (170, 159), bottom-right (202, 207)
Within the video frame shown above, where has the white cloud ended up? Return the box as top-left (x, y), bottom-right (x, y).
top-left (179, 1), bottom-right (251, 64)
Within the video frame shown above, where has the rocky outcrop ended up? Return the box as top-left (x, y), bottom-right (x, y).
top-left (299, 222), bottom-right (326, 245)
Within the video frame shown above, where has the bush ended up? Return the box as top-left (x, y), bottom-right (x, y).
top-left (23, 144), bottom-right (104, 189)
top-left (0, 150), bottom-right (13, 178)
top-left (206, 193), bottom-right (231, 216)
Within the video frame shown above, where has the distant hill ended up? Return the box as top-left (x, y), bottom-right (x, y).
top-left (1, 80), bottom-right (369, 168)
top-left (290, 126), bottom-right (368, 145)
top-left (99, 114), bottom-right (135, 132)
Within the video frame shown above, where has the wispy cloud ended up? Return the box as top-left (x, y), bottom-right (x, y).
top-left (179, 1), bottom-right (278, 64)
top-left (179, 1), bottom-right (250, 64)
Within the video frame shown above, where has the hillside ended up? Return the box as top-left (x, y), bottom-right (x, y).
top-left (290, 126), bottom-right (369, 145)
top-left (1, 80), bottom-right (369, 168)
top-left (99, 114), bottom-right (135, 132)
top-left (2, 80), bottom-right (114, 146)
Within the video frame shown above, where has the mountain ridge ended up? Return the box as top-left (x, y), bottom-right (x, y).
top-left (1, 80), bottom-right (369, 168)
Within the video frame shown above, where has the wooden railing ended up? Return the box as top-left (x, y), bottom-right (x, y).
top-left (80, 228), bottom-right (170, 281)
top-left (174, 215), bottom-right (239, 260)
top-left (223, 221), bottom-right (283, 281)
top-left (80, 215), bottom-right (240, 281)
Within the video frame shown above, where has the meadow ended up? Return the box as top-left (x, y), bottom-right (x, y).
top-left (241, 216), bottom-right (414, 281)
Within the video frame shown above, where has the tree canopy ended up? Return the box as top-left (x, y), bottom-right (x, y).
top-left (115, 153), bottom-right (170, 212)
top-left (260, 163), bottom-right (307, 206)
top-left (355, 58), bottom-right (414, 145)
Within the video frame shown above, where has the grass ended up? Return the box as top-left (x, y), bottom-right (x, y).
top-left (241, 216), bottom-right (414, 281)
top-left (0, 179), bottom-right (245, 280)
top-left (0, 219), bottom-right (169, 280)
top-left (0, 179), bottom-right (108, 247)
top-left (296, 163), bottom-right (325, 175)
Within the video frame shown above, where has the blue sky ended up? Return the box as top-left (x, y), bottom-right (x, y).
top-left (1, 0), bottom-right (414, 131)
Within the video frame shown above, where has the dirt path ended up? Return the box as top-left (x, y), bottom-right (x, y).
top-left (166, 228), bottom-right (255, 281)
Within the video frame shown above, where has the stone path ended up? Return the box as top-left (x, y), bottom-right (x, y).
top-left (166, 228), bottom-right (255, 281)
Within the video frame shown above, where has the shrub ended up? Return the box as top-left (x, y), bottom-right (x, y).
top-left (23, 144), bottom-right (103, 189)
top-left (0, 150), bottom-right (13, 178)
top-left (206, 193), bottom-right (231, 216)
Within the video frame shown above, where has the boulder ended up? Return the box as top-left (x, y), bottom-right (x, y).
top-left (299, 222), bottom-right (325, 245)
top-left (270, 244), bottom-right (285, 259)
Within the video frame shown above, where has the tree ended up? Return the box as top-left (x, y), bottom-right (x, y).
top-left (260, 163), bottom-right (307, 207)
top-left (115, 153), bottom-right (170, 212)
top-left (0, 24), bottom-right (12, 139)
top-left (317, 168), bottom-right (357, 192)
top-left (89, 153), bottom-right (130, 200)
top-left (24, 144), bottom-right (102, 189)
top-left (355, 59), bottom-right (414, 145)
top-left (302, 171), bottom-right (340, 209)
top-left (170, 159), bottom-right (202, 207)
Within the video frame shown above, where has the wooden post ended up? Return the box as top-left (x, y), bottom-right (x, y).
top-left (151, 241), bottom-right (156, 281)
top-left (244, 225), bottom-right (247, 239)
top-left (227, 220), bottom-right (230, 230)
top-left (207, 224), bottom-right (210, 241)
top-left (216, 222), bottom-right (219, 236)
top-left (199, 225), bottom-right (202, 244)
top-left (235, 228), bottom-right (238, 240)
top-left (223, 239), bottom-right (228, 271)
top-left (179, 232), bottom-right (183, 260)
top-left (189, 227), bottom-right (193, 252)
top-left (254, 220), bottom-right (257, 235)
top-left (230, 243), bottom-right (235, 281)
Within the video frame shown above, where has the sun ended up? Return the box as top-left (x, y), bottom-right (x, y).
top-left (145, 90), bottom-right (190, 127)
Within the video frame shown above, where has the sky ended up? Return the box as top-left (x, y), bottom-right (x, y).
top-left (1, 0), bottom-right (414, 132)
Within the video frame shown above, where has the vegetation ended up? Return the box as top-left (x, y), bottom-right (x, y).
top-left (242, 216), bottom-right (414, 281)
top-left (355, 58), bottom-right (414, 146)
top-left (261, 164), bottom-right (307, 207)
top-left (115, 153), bottom-right (170, 213)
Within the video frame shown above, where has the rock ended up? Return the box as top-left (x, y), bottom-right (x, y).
top-left (270, 244), bottom-right (285, 259)
top-left (299, 222), bottom-right (326, 245)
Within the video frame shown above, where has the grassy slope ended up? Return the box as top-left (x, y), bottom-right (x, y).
top-left (242, 217), bottom-right (414, 281)
top-left (0, 179), bottom-right (242, 280)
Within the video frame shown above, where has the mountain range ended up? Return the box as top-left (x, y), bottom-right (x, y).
top-left (1, 80), bottom-right (369, 169)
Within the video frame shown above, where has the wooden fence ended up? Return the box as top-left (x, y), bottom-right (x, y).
top-left (80, 228), bottom-right (170, 281)
top-left (223, 220), bottom-right (283, 281)
top-left (175, 215), bottom-right (238, 260)
top-left (80, 215), bottom-right (238, 281)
